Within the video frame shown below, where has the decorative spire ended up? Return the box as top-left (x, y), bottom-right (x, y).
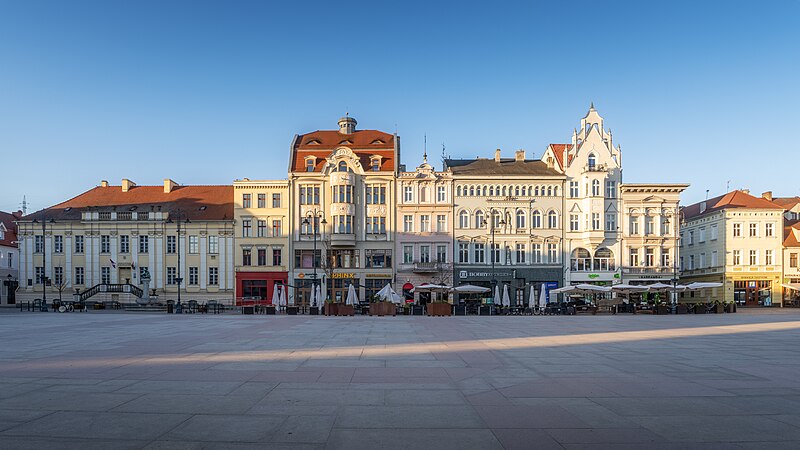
top-left (423, 134), bottom-right (427, 163)
top-left (590, 101), bottom-right (595, 110)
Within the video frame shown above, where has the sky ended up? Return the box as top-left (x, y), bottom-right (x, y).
top-left (1, 0), bottom-right (799, 213)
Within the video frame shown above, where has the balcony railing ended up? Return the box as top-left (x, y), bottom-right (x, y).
top-left (583, 164), bottom-right (607, 173)
top-left (411, 262), bottom-right (444, 273)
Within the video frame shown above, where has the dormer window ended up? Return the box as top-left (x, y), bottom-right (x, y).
top-left (306, 139), bottom-right (321, 145)
top-left (371, 139), bottom-right (384, 145)
top-left (337, 161), bottom-right (353, 173)
top-left (588, 153), bottom-right (596, 170)
top-left (370, 156), bottom-right (382, 171)
top-left (305, 157), bottom-right (316, 172)
top-left (338, 140), bottom-right (352, 145)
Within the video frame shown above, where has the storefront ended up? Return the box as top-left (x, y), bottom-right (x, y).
top-left (453, 266), bottom-right (561, 305)
top-left (235, 271), bottom-right (287, 304)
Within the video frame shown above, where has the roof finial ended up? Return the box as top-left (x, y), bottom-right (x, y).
top-left (423, 134), bottom-right (428, 163)
top-left (590, 101), bottom-right (595, 110)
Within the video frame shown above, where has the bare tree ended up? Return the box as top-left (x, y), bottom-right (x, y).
top-left (54, 276), bottom-right (69, 301)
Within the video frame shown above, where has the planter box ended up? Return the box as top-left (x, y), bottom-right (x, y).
top-left (675, 304), bottom-right (689, 314)
top-left (725, 304), bottom-right (736, 313)
top-left (287, 306), bottom-right (299, 315)
top-left (427, 303), bottom-right (452, 316)
top-left (453, 305), bottom-right (467, 316)
top-left (478, 305), bottom-right (493, 316)
top-left (309, 306), bottom-right (319, 315)
top-left (242, 305), bottom-right (255, 315)
top-left (335, 305), bottom-right (355, 316)
top-left (411, 305), bottom-right (425, 316)
top-left (369, 302), bottom-right (396, 316)
top-left (654, 305), bottom-right (670, 315)
top-left (324, 303), bottom-right (338, 316)
top-left (265, 306), bottom-right (276, 315)
top-left (693, 304), bottom-right (707, 314)
top-left (713, 304), bottom-right (725, 314)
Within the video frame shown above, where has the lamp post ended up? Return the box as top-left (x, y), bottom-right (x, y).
top-left (665, 216), bottom-right (679, 311)
top-left (302, 210), bottom-right (326, 308)
top-left (32, 216), bottom-right (55, 308)
top-left (167, 210), bottom-right (190, 308)
top-left (483, 209), bottom-right (506, 307)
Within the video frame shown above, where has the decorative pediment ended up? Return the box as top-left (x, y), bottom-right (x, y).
top-left (570, 203), bottom-right (583, 213)
top-left (642, 195), bottom-right (667, 203)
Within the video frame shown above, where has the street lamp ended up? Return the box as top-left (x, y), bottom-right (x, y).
top-left (664, 216), bottom-right (679, 311)
top-left (32, 216), bottom-right (55, 308)
top-left (167, 210), bottom-right (190, 308)
top-left (482, 209), bottom-right (506, 307)
top-left (302, 210), bottom-right (326, 308)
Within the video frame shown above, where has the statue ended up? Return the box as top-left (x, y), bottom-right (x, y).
top-left (137, 268), bottom-right (152, 305)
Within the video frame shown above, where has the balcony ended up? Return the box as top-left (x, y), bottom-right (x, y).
top-left (412, 262), bottom-right (443, 273)
top-left (621, 266), bottom-right (674, 275)
top-left (582, 164), bottom-right (608, 173)
top-left (681, 265), bottom-right (724, 276)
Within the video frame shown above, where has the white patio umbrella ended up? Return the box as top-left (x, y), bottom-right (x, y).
top-left (309, 285), bottom-right (317, 307)
top-left (528, 284), bottom-right (536, 309)
top-left (493, 285), bottom-right (501, 305)
top-left (271, 283), bottom-right (280, 305)
top-left (316, 284), bottom-right (324, 305)
top-left (686, 282), bottom-right (723, 289)
top-left (550, 285), bottom-right (578, 295)
top-left (281, 285), bottom-right (289, 306)
top-left (346, 283), bottom-right (358, 306)
top-left (502, 284), bottom-right (511, 307)
top-left (452, 284), bottom-right (491, 293)
top-left (539, 283), bottom-right (547, 308)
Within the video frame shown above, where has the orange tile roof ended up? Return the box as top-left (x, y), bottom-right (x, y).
top-left (292, 129), bottom-right (395, 172)
top-left (0, 210), bottom-right (21, 247)
top-left (682, 190), bottom-right (783, 220)
top-left (783, 219), bottom-right (800, 247)
top-left (548, 144), bottom-right (574, 169)
top-left (22, 185), bottom-right (233, 222)
top-left (772, 197), bottom-right (800, 208)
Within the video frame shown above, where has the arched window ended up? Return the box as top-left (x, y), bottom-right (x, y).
top-left (515, 186), bottom-right (520, 196)
top-left (571, 248), bottom-right (591, 271)
top-left (534, 186), bottom-right (540, 196)
top-left (516, 210), bottom-right (526, 229)
top-left (338, 161), bottom-right (349, 172)
top-left (502, 186), bottom-right (507, 196)
top-left (521, 186), bottom-right (527, 196)
top-left (548, 210), bottom-right (558, 228)
top-left (547, 186), bottom-right (553, 196)
top-left (592, 179), bottom-right (600, 196)
top-left (482, 186), bottom-right (487, 196)
top-left (593, 248), bottom-right (615, 271)
top-left (553, 186), bottom-right (559, 196)
top-left (459, 211), bottom-right (470, 229)
top-left (588, 153), bottom-right (596, 169)
top-left (456, 186), bottom-right (462, 197)
top-left (469, 186), bottom-right (475, 196)
top-left (489, 186), bottom-right (494, 196)
top-left (531, 210), bottom-right (542, 228)
top-left (475, 210), bottom-right (485, 228)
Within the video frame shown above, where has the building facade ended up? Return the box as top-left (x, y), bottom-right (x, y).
top-left (782, 219), bottom-right (800, 304)
top-left (395, 155), bottom-right (453, 303)
top-left (448, 149), bottom-right (565, 305)
top-left (287, 116), bottom-right (398, 305)
top-left (680, 190), bottom-right (784, 306)
top-left (233, 179), bottom-right (289, 304)
top-left (0, 210), bottom-right (21, 305)
top-left (16, 179), bottom-right (236, 304)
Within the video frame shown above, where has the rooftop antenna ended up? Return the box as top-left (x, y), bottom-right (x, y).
top-left (705, 189), bottom-right (710, 200)
top-left (423, 134), bottom-right (427, 163)
top-left (726, 180), bottom-right (731, 192)
top-left (20, 195), bottom-right (28, 215)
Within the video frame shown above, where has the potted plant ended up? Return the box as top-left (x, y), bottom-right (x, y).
top-left (654, 301), bottom-right (670, 315)
top-left (712, 300), bottom-right (724, 314)
top-left (693, 302), bottom-right (706, 314)
top-left (675, 303), bottom-right (689, 314)
top-left (724, 300), bottom-right (736, 313)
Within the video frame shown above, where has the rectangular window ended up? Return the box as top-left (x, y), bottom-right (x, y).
top-left (661, 248), bottom-right (671, 267)
top-left (242, 249), bottom-right (251, 266)
top-left (54, 235), bottom-right (63, 253)
top-left (749, 250), bottom-right (758, 265)
top-left (629, 217), bottom-right (639, 235)
top-left (570, 181), bottom-right (579, 198)
top-left (208, 267), bottom-right (219, 285)
top-left (733, 250), bottom-right (741, 265)
top-left (167, 236), bottom-right (176, 254)
top-left (366, 185), bottom-right (387, 205)
top-left (101, 235), bottom-right (110, 253)
top-left (749, 223), bottom-right (758, 237)
top-left (139, 235), bottom-right (149, 253)
top-left (517, 244), bottom-right (527, 264)
top-left (364, 249), bottom-right (392, 268)
top-left (272, 193), bottom-right (281, 208)
top-left (645, 216), bottom-right (654, 235)
top-left (629, 248), bottom-right (639, 267)
top-left (330, 249), bottom-right (359, 269)
top-left (74, 266), bottom-right (84, 285)
top-left (242, 193), bottom-right (251, 208)
top-left (592, 213), bottom-right (601, 231)
top-left (54, 266), bottom-right (64, 286)
top-left (711, 251), bottom-right (718, 267)
top-left (403, 215), bottom-right (413, 233)
top-left (570, 214), bottom-right (579, 232)
top-left (306, 159), bottom-right (315, 172)
top-left (547, 243), bottom-right (557, 263)
top-left (403, 245), bottom-right (413, 264)
top-left (662, 219), bottom-right (671, 236)
top-left (272, 220), bottom-right (282, 237)
top-left (698, 228), bottom-right (705, 243)
top-left (766, 223), bottom-right (774, 237)
top-left (257, 193), bottom-right (266, 208)
top-left (258, 248), bottom-right (267, 266)
top-left (35, 267), bottom-right (44, 284)
top-left (459, 243), bottom-right (469, 263)
top-left (257, 220), bottom-right (267, 237)
top-left (605, 181), bottom-right (616, 198)
top-left (167, 267), bottom-right (176, 285)
top-left (419, 245), bottom-right (430, 263)
top-left (366, 217), bottom-right (386, 234)
top-left (436, 245), bottom-right (447, 263)
top-left (272, 248), bottom-right (282, 266)
top-left (436, 215), bottom-right (446, 232)
top-left (242, 219), bottom-right (252, 237)
top-left (119, 235), bottom-right (129, 253)
top-left (208, 236), bottom-right (219, 254)
top-left (699, 252), bottom-right (705, 269)
top-left (404, 186), bottom-right (413, 202)
top-left (332, 215), bottom-right (353, 234)
top-left (474, 243), bottom-right (485, 263)
top-left (74, 235), bottom-right (84, 253)
top-left (491, 243), bottom-right (500, 264)
top-left (687, 230), bottom-right (694, 245)
top-left (606, 213), bottom-right (616, 232)
top-left (420, 215), bottom-right (430, 232)
top-left (101, 266), bottom-right (111, 284)
top-left (188, 267), bottom-right (198, 285)
top-left (791, 253), bottom-right (798, 268)
top-left (689, 255), bottom-right (695, 270)
top-left (533, 243), bottom-right (543, 263)
top-left (645, 248), bottom-right (655, 266)
top-left (188, 235), bottom-right (198, 254)
top-left (710, 224), bottom-right (718, 240)
top-left (437, 186), bottom-right (446, 202)
top-left (733, 223), bottom-right (741, 237)
top-left (294, 249), bottom-right (321, 269)
top-left (765, 250), bottom-right (773, 265)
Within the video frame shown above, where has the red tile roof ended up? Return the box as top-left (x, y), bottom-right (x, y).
top-left (0, 210), bottom-right (21, 247)
top-left (547, 144), bottom-right (574, 169)
top-left (772, 197), bottom-right (800, 209)
top-left (21, 185), bottom-right (233, 222)
top-left (682, 190), bottom-right (783, 220)
top-left (783, 219), bottom-right (800, 248)
top-left (292, 129), bottom-right (395, 172)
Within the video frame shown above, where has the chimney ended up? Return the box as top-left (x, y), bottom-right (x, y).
top-left (494, 149), bottom-right (501, 162)
top-left (699, 201), bottom-right (707, 214)
top-left (515, 149), bottom-right (525, 162)
top-left (121, 179), bottom-right (136, 192)
top-left (762, 191), bottom-right (773, 201)
top-left (163, 178), bottom-right (179, 194)
top-left (741, 189), bottom-right (750, 195)
top-left (100, 180), bottom-right (109, 188)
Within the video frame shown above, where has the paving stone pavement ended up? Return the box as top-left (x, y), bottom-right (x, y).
top-left (2, 310), bottom-right (800, 449)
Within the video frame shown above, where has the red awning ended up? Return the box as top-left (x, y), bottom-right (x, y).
top-left (402, 282), bottom-right (414, 291)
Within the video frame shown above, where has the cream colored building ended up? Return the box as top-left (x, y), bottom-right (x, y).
top-left (782, 219), bottom-right (800, 304)
top-left (680, 190), bottom-right (784, 306)
top-left (233, 179), bottom-right (289, 304)
top-left (16, 179), bottom-right (236, 305)
top-left (395, 155), bottom-right (453, 303)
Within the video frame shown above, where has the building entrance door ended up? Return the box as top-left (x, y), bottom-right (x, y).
top-left (119, 267), bottom-right (132, 284)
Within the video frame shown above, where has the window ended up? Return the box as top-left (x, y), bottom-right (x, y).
top-left (548, 211), bottom-right (558, 228)
top-left (629, 248), bottom-right (639, 267)
top-left (74, 235), bottom-right (84, 253)
top-left (645, 248), bottom-right (655, 266)
top-left (272, 220), bottom-right (282, 237)
top-left (74, 266), bottom-right (84, 285)
top-left (306, 159), bottom-right (315, 172)
top-left (403, 245), bottom-right (413, 264)
top-left (629, 216), bottom-right (639, 235)
top-left (436, 245), bottom-right (447, 263)
top-left (371, 158), bottom-right (380, 171)
top-left (404, 215), bottom-right (414, 232)
top-left (116, 212), bottom-right (132, 221)
top-left (766, 250), bottom-right (773, 265)
top-left (687, 230), bottom-right (694, 245)
top-left (137, 212), bottom-right (149, 221)
top-left (532, 211), bottom-right (541, 228)
top-left (569, 181), bottom-right (579, 198)
top-left (437, 186), bottom-right (446, 202)
top-left (661, 248), bottom-right (671, 267)
top-left (570, 214), bottom-right (579, 232)
top-left (34, 266), bottom-right (44, 284)
top-left (766, 223), bottom-right (774, 237)
top-left (366, 185), bottom-right (387, 204)
top-left (592, 213), bottom-right (601, 230)
top-left (491, 243), bottom-right (501, 264)
top-left (733, 250), bottom-right (741, 265)
top-left (272, 193), bottom-right (281, 208)
top-left (594, 247), bottom-right (615, 271)
top-left (420, 215), bottom-right (430, 232)
top-left (242, 249), bottom-right (252, 266)
top-left (272, 248), bottom-right (282, 266)
top-left (102, 267), bottom-right (111, 284)
top-left (242, 193), bottom-right (251, 208)
top-left (54, 266), bottom-right (63, 286)
top-left (514, 244), bottom-right (526, 264)
top-left (101, 235), bottom-right (110, 253)
top-left (572, 248), bottom-right (591, 271)
top-left (698, 228), bottom-right (705, 243)
top-left (404, 186), bottom-right (413, 202)
top-left (337, 161), bottom-right (350, 172)
top-left (188, 267), bottom-right (199, 285)
top-left (419, 245), bottom-right (430, 263)
top-left (119, 235), bottom-right (129, 253)
top-left (459, 211), bottom-right (469, 229)
top-left (791, 253), bottom-right (798, 268)
top-left (548, 243), bottom-right (558, 263)
top-left (366, 217), bottom-right (386, 234)
top-left (294, 250), bottom-right (321, 268)
top-left (139, 235), bottom-right (149, 253)
top-left (689, 254), bottom-right (695, 270)
top-left (606, 213), bottom-right (616, 232)
top-left (54, 235), bottom-right (63, 253)
top-left (592, 179), bottom-right (600, 196)
top-left (516, 210), bottom-right (526, 229)
top-left (257, 249), bottom-right (267, 266)
top-left (749, 223), bottom-right (758, 237)
top-left (257, 220), bottom-right (267, 237)
top-left (711, 251), bottom-right (718, 267)
top-left (436, 215), bottom-right (446, 232)
top-left (699, 253), bottom-right (705, 269)
top-left (208, 267), bottom-right (219, 285)
top-left (645, 216), bottom-right (654, 235)
top-left (299, 186), bottom-right (320, 205)
top-left (459, 243), bottom-right (469, 263)
top-left (98, 212), bottom-right (111, 221)
top-left (242, 219), bottom-right (252, 237)
top-left (34, 235), bottom-right (43, 253)
top-left (749, 250), bottom-right (758, 265)
top-left (333, 185), bottom-right (353, 203)
top-left (710, 224), bottom-right (718, 240)
top-left (208, 236), bottom-right (218, 254)
top-left (733, 223), bottom-right (741, 237)
top-left (7, 252), bottom-right (12, 269)
top-left (662, 218), bottom-right (671, 236)
top-left (475, 210), bottom-right (485, 228)
top-left (257, 193), bottom-right (266, 208)
top-left (188, 235), bottom-right (198, 254)
top-left (474, 243), bottom-right (485, 263)
top-left (420, 187), bottom-right (428, 203)
top-left (588, 153), bottom-right (596, 169)
top-left (606, 181), bottom-right (616, 198)
top-left (364, 249), bottom-right (392, 268)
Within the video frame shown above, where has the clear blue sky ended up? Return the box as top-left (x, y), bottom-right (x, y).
top-left (2, 0), bottom-right (798, 213)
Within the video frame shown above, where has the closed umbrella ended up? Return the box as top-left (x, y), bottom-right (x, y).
top-left (281, 285), bottom-right (289, 306)
top-left (309, 285), bottom-right (317, 307)
top-left (271, 283), bottom-right (280, 306)
top-left (528, 284), bottom-right (537, 310)
top-left (502, 284), bottom-right (511, 307)
top-left (493, 285), bottom-right (500, 305)
top-left (539, 283), bottom-right (547, 308)
top-left (346, 283), bottom-right (358, 306)
top-left (317, 284), bottom-right (324, 305)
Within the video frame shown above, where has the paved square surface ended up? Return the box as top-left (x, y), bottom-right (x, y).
top-left (2, 310), bottom-right (800, 449)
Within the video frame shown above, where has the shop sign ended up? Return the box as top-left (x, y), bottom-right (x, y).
top-left (332, 273), bottom-right (356, 279)
top-left (458, 270), bottom-right (513, 279)
top-left (588, 274), bottom-right (599, 279)
top-left (298, 273), bottom-right (305, 279)
top-left (365, 273), bottom-right (392, 279)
